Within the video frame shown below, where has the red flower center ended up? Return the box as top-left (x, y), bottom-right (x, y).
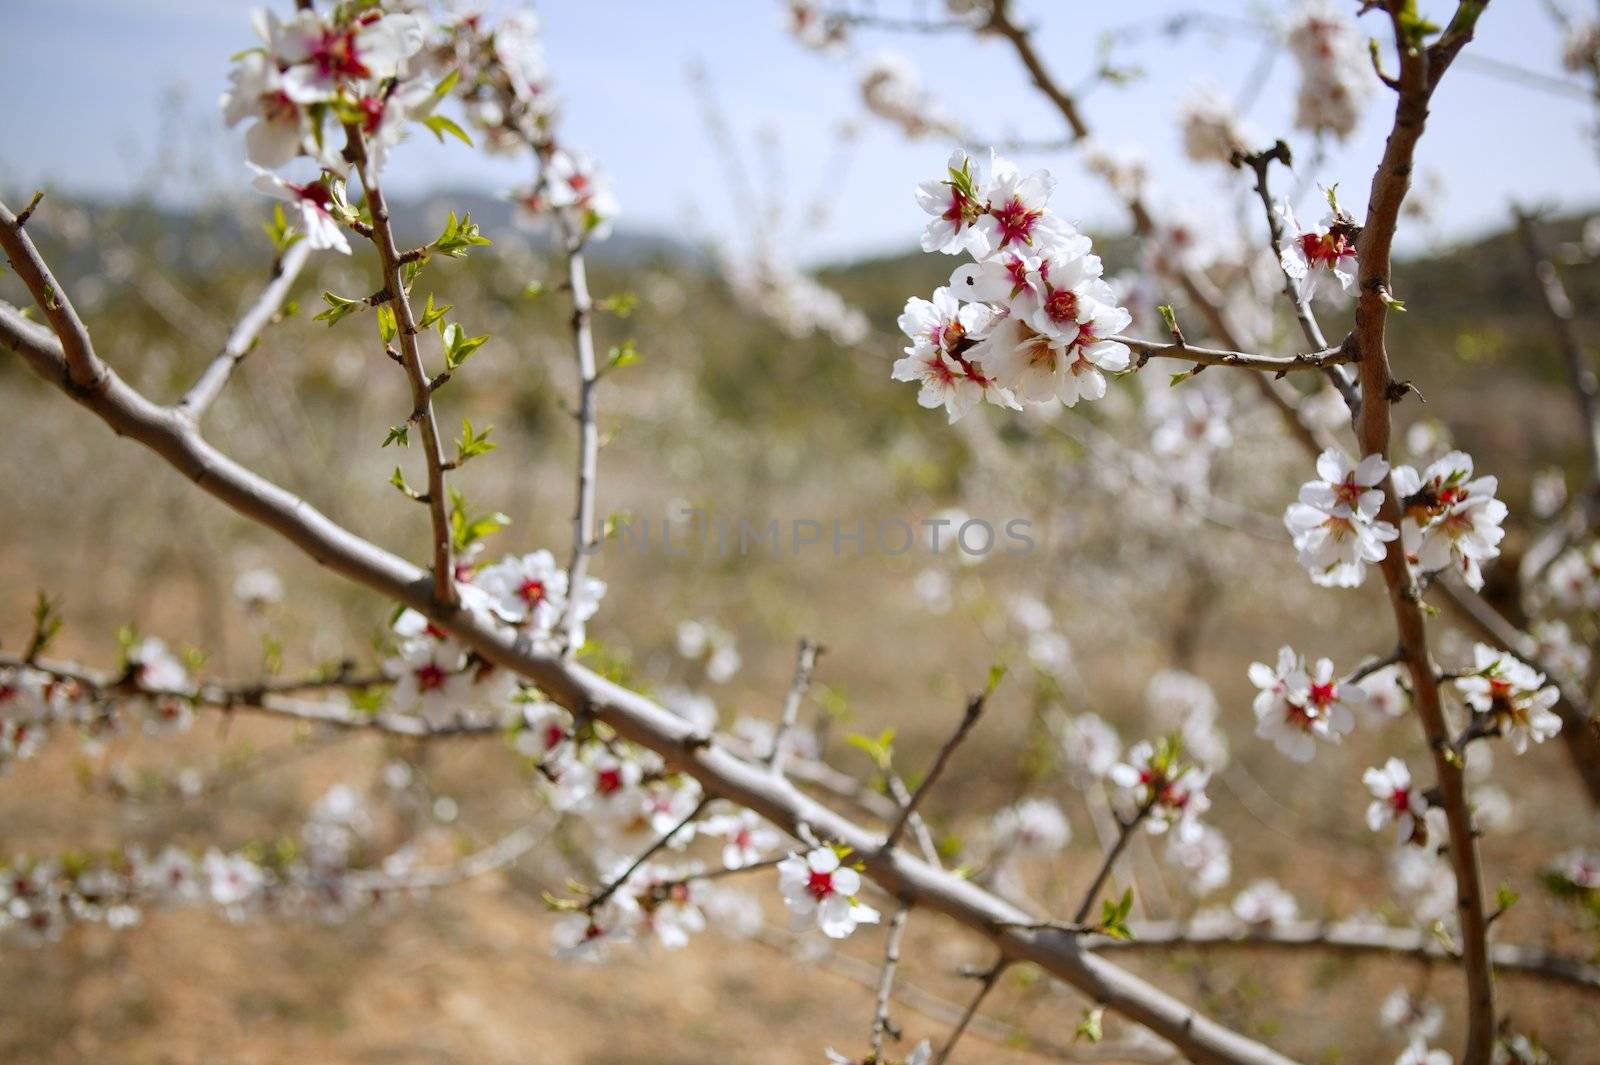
top-left (1308, 681), bottom-right (1336, 710)
top-left (415, 663), bottom-right (447, 692)
top-left (1389, 786), bottom-right (1412, 813)
top-left (1044, 287), bottom-right (1079, 325)
top-left (806, 869), bottom-right (836, 900)
top-left (519, 578), bottom-right (547, 606)
top-left (991, 197), bottom-right (1040, 248)
top-left (596, 767), bottom-right (624, 794)
top-left (309, 26), bottom-right (371, 82)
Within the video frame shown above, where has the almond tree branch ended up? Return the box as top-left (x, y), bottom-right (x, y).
top-left (983, 0), bottom-right (1336, 459)
top-left (882, 692), bottom-right (987, 853)
top-left (1113, 333), bottom-right (1353, 374)
top-left (1350, 7), bottom-right (1495, 1060)
top-left (870, 902), bottom-right (912, 1061)
top-left (932, 959), bottom-right (1008, 1065)
top-left (1230, 142), bottom-right (1359, 411)
top-left (0, 290), bottom-right (1300, 1065)
top-left (1073, 800), bottom-right (1153, 926)
top-left (0, 652), bottom-right (502, 738)
top-left (175, 240), bottom-right (312, 421)
top-left (533, 148), bottom-right (603, 657)
top-left (1087, 918), bottom-right (1600, 994)
top-left (0, 199), bottom-right (103, 392)
top-left (583, 797), bottom-right (709, 913)
top-left (1512, 207), bottom-right (1600, 489)
top-left (347, 130), bottom-right (457, 608)
top-left (769, 636), bottom-right (822, 772)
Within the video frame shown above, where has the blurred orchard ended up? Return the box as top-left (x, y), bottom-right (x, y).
top-left (2, 2), bottom-right (1599, 1064)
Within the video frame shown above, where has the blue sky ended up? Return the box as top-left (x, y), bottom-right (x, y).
top-left (0, 0), bottom-right (1593, 264)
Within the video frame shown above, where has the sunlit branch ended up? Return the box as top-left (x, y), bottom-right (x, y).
top-left (347, 128), bottom-right (457, 607)
top-left (176, 240), bottom-right (312, 421)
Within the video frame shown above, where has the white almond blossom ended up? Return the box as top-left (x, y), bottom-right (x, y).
top-left (249, 168), bottom-right (351, 254)
top-left (1393, 451), bottom-right (1507, 592)
top-left (1231, 879), bottom-right (1298, 926)
top-left (1249, 648), bottom-right (1361, 762)
top-left (777, 847), bottom-right (880, 939)
top-left (1108, 739), bottom-right (1210, 838)
top-left (1284, 0), bottom-right (1373, 140)
top-left (703, 809), bottom-right (781, 870)
top-left (1363, 757), bottom-right (1429, 843)
top-left (1279, 201), bottom-right (1358, 297)
top-left (991, 798), bottom-right (1071, 853)
top-left (1453, 645), bottom-right (1562, 754)
top-left (1285, 449), bottom-right (1399, 588)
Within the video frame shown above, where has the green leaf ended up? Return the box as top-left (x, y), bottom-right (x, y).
top-left (597, 291), bottom-right (639, 318)
top-left (985, 663), bottom-right (1007, 695)
top-left (440, 320), bottom-right (490, 371)
top-left (418, 293), bottom-right (451, 330)
top-left (522, 281), bottom-right (546, 299)
top-left (845, 727), bottom-right (896, 772)
top-left (455, 418), bottom-right (497, 464)
top-left (1381, 290), bottom-right (1407, 313)
top-left (1156, 304), bottom-right (1179, 335)
top-left (606, 338), bottom-right (640, 370)
top-left (313, 290), bottom-right (362, 327)
top-left (423, 113), bottom-right (474, 147)
top-left (1074, 1006), bottom-right (1104, 1044)
top-left (376, 304), bottom-right (397, 344)
top-left (262, 204), bottom-right (303, 254)
top-left (431, 67), bottom-right (461, 100)
top-left (1098, 888), bottom-right (1135, 941)
top-left (447, 488), bottom-right (511, 551)
top-left (382, 424), bottom-right (410, 449)
top-left (1169, 368), bottom-right (1198, 387)
top-left (1495, 882), bottom-right (1521, 915)
top-left (389, 466), bottom-right (421, 500)
top-left (433, 210), bottom-right (492, 259)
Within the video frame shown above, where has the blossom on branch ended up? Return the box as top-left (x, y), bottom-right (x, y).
top-left (1363, 757), bottom-right (1430, 844)
top-left (1284, 449), bottom-right (1399, 588)
top-left (1393, 451), bottom-right (1507, 592)
top-left (776, 847), bottom-right (879, 939)
top-left (1453, 645), bottom-right (1562, 754)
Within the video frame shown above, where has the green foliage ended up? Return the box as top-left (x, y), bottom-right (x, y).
top-left (433, 211), bottom-right (491, 258)
top-left (596, 291), bottom-right (639, 318)
top-left (376, 303), bottom-right (397, 343)
top-left (1097, 887), bottom-right (1135, 941)
top-left (314, 290), bottom-right (362, 327)
top-left (439, 320), bottom-right (489, 370)
top-left (1074, 1006), bottom-right (1105, 1043)
top-left (606, 338), bottom-right (640, 371)
top-left (381, 424), bottom-right (410, 449)
top-left (422, 113), bottom-right (474, 147)
top-left (846, 727), bottom-right (896, 772)
top-left (418, 293), bottom-right (450, 330)
top-left (261, 204), bottom-right (302, 254)
top-left (447, 488), bottom-right (510, 553)
top-left (455, 418), bottom-right (496, 464)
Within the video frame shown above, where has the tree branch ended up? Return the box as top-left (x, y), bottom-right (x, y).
top-left (347, 131), bottom-right (457, 607)
top-left (1350, 7), bottom-right (1496, 1060)
top-left (769, 636), bottom-right (822, 773)
top-left (870, 903), bottom-right (912, 1062)
top-left (882, 693), bottom-right (987, 853)
top-left (175, 240), bottom-right (312, 421)
top-left (0, 297), bottom-right (1300, 1065)
top-left (1088, 918), bottom-right (1600, 994)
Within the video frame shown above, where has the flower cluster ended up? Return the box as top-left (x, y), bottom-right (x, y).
top-left (1178, 84), bottom-right (1255, 165)
top-left (1248, 646), bottom-right (1365, 762)
top-left (1285, 449), bottom-right (1399, 588)
top-left (1108, 738), bottom-right (1211, 838)
top-left (859, 51), bottom-right (960, 140)
top-left (1452, 645), bottom-right (1563, 754)
top-left (897, 151), bottom-right (1133, 421)
top-left (1284, 0), bottom-right (1374, 140)
top-left (1393, 451), bottom-right (1507, 592)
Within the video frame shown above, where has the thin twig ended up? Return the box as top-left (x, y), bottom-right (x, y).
top-left (584, 798), bottom-right (708, 912)
top-left (882, 693), bottom-right (987, 852)
top-left (347, 129), bottom-right (457, 607)
top-left (768, 637), bottom-right (821, 773)
top-left (1115, 332), bottom-right (1352, 374)
top-left (176, 240), bottom-right (312, 421)
top-left (932, 959), bottom-right (1008, 1065)
top-left (1088, 918), bottom-right (1600, 994)
top-left (869, 903), bottom-right (912, 1061)
top-left (1074, 801), bottom-right (1152, 925)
